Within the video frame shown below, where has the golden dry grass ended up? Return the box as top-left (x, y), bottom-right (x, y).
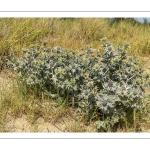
top-left (0, 18), bottom-right (150, 57)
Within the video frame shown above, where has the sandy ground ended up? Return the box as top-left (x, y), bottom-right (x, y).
top-left (5, 115), bottom-right (65, 132)
top-left (0, 69), bottom-right (13, 90)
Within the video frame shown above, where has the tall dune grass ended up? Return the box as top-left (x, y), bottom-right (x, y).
top-left (1, 18), bottom-right (150, 58)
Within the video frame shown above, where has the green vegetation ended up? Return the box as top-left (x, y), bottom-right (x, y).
top-left (0, 18), bottom-right (150, 132)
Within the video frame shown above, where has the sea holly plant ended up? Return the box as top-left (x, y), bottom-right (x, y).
top-left (11, 41), bottom-right (150, 132)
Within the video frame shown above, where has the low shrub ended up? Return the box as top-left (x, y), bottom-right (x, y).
top-left (11, 40), bottom-right (150, 131)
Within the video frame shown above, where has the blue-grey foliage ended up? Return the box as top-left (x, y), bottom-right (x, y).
top-left (11, 41), bottom-right (149, 131)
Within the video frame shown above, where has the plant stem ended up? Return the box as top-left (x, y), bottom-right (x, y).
top-left (72, 96), bottom-right (74, 108)
top-left (103, 112), bottom-right (104, 121)
top-left (134, 108), bottom-right (136, 132)
top-left (42, 92), bottom-right (44, 101)
top-left (66, 89), bottom-right (69, 102)
top-left (57, 88), bottom-right (59, 96)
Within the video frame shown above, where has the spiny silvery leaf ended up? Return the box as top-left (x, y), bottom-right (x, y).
top-left (108, 80), bottom-right (113, 87)
top-left (93, 64), bottom-right (100, 70)
top-left (54, 69), bottom-right (59, 74)
top-left (86, 47), bottom-right (95, 53)
top-left (50, 94), bottom-right (58, 98)
top-left (45, 63), bottom-right (50, 69)
top-left (81, 89), bottom-right (91, 96)
top-left (107, 45), bottom-right (114, 51)
top-left (73, 84), bottom-right (77, 91)
top-left (26, 77), bottom-right (34, 85)
top-left (87, 81), bottom-right (94, 87)
top-left (54, 46), bottom-right (61, 51)
top-left (75, 75), bottom-right (80, 80)
top-left (71, 69), bottom-right (76, 73)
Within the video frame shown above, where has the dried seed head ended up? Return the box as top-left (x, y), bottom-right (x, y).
top-left (121, 91), bottom-right (124, 95)
top-left (84, 73), bottom-right (89, 79)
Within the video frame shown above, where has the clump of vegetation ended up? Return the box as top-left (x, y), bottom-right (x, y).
top-left (10, 39), bottom-right (149, 132)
